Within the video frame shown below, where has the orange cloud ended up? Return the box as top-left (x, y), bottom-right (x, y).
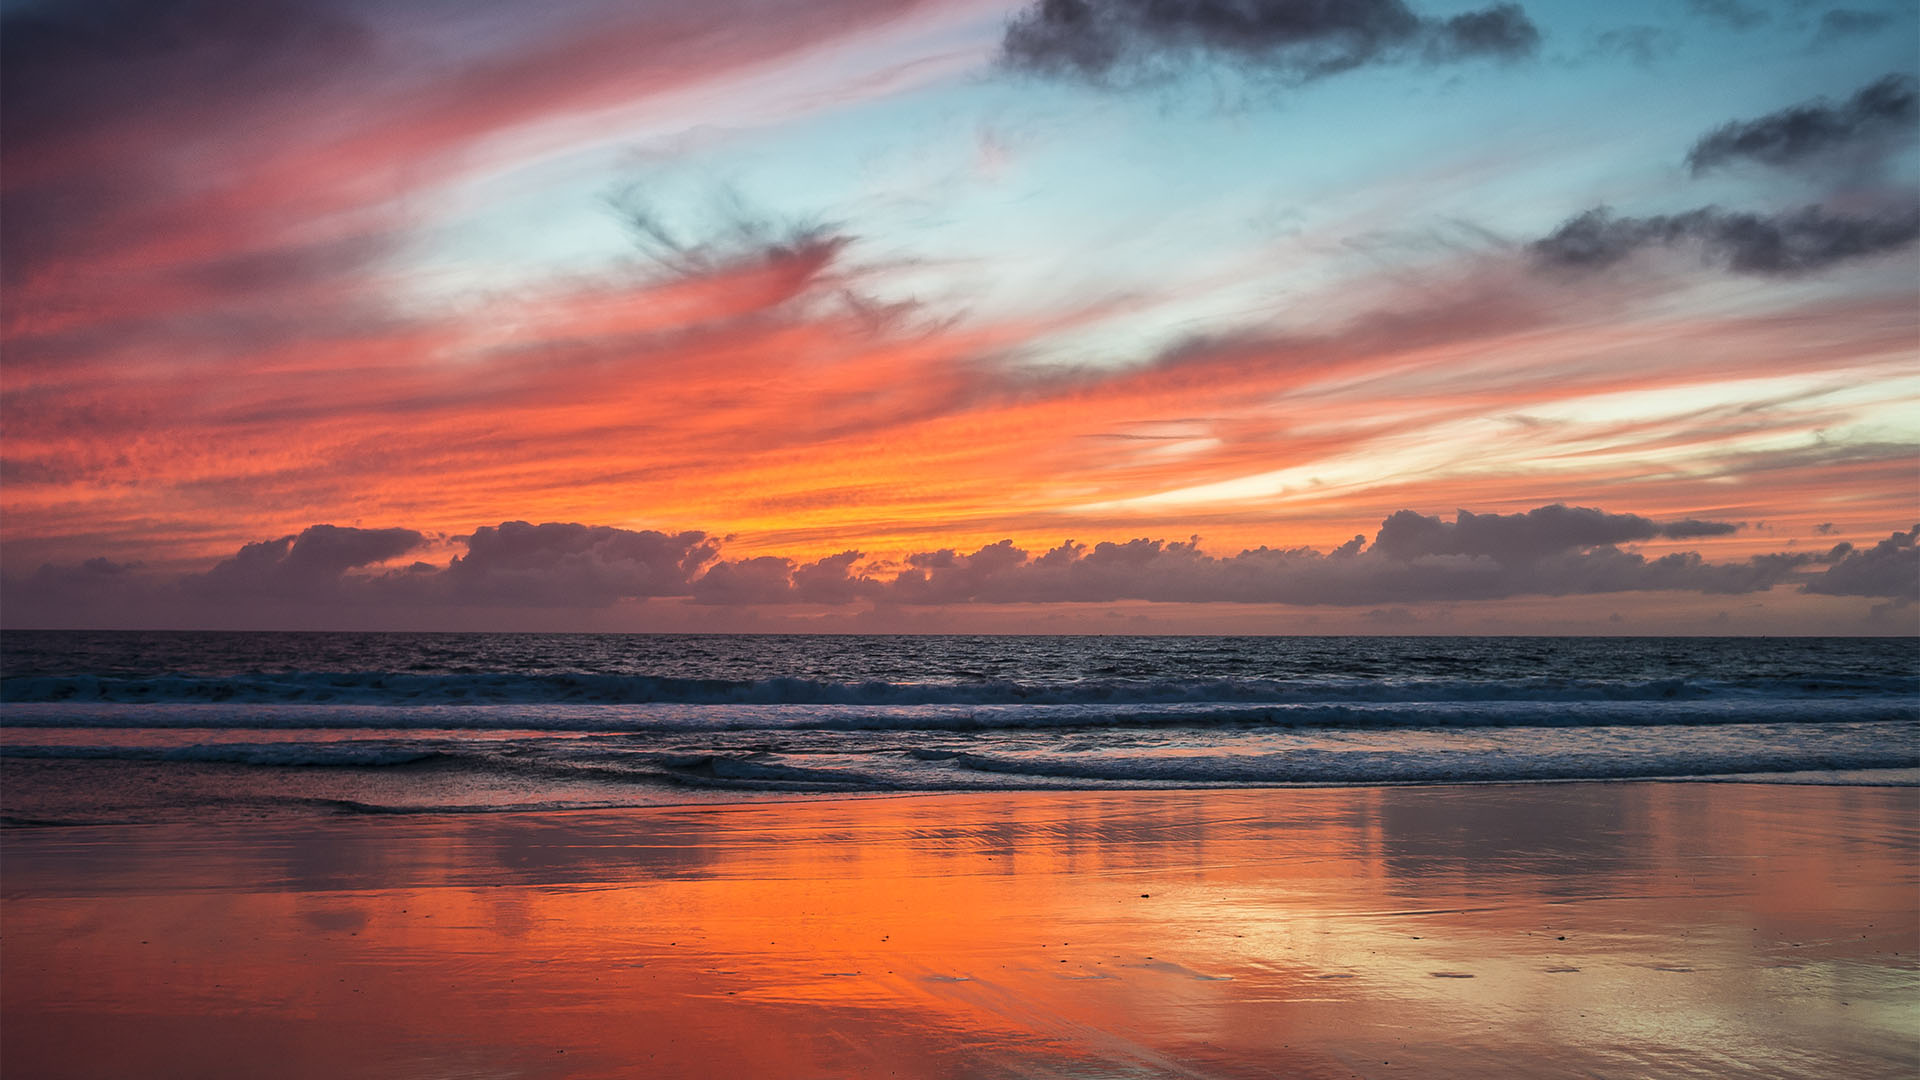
top-left (4, 1), bottom-right (1914, 602)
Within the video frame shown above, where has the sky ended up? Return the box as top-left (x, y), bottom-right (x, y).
top-left (2, 0), bottom-right (1916, 633)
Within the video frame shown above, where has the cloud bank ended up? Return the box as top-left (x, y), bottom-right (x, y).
top-left (999, 0), bottom-right (1539, 85)
top-left (173, 521), bottom-right (725, 609)
top-left (8, 506), bottom-right (1912, 629)
top-left (1804, 526), bottom-right (1920, 604)
top-left (190, 525), bottom-right (426, 601)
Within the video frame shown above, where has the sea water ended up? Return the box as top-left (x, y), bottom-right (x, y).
top-left (2, 632), bottom-right (1914, 823)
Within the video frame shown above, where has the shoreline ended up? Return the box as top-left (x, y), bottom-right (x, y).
top-left (6, 781), bottom-right (1916, 1078)
top-left (3, 765), bottom-right (1918, 831)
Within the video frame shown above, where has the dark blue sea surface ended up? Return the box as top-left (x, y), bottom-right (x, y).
top-left (3, 632), bottom-right (1915, 823)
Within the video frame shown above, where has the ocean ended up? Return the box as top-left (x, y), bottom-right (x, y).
top-left (2, 632), bottom-right (1915, 824)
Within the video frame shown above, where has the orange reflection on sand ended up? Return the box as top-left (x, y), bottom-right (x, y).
top-left (4, 784), bottom-right (1917, 1078)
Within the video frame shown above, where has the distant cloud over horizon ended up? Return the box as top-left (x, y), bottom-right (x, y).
top-left (8, 505), bottom-right (1911, 629)
top-left (190, 525), bottom-right (427, 602)
top-left (1803, 525), bottom-right (1920, 604)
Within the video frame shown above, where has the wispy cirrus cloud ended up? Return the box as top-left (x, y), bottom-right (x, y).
top-left (3, 0), bottom-right (1915, 629)
top-left (0, 0), bottom-right (945, 380)
top-left (5, 216), bottom-right (1914, 582)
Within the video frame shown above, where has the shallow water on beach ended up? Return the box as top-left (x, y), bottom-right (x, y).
top-left (3, 633), bottom-right (1915, 822)
top-left (4, 784), bottom-right (1916, 1079)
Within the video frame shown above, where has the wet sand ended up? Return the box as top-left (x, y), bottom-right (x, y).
top-left (4, 782), bottom-right (1916, 1078)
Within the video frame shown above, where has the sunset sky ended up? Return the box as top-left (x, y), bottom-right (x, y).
top-left (3, 0), bottom-right (1916, 633)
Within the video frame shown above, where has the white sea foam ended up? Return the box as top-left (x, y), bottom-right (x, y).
top-left (5, 717), bottom-right (1914, 791)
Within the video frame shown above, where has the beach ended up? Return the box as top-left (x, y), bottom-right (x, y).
top-left (6, 0), bottom-right (1919, 1067)
top-left (4, 781), bottom-right (1915, 1078)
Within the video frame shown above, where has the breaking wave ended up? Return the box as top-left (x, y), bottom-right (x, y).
top-left (1, 696), bottom-right (1911, 733)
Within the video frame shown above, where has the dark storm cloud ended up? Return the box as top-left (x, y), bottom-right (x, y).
top-left (998, 0), bottom-right (1539, 85)
top-left (1530, 204), bottom-right (1920, 275)
top-left (1686, 74), bottom-right (1919, 174)
top-left (1802, 525), bottom-right (1920, 603)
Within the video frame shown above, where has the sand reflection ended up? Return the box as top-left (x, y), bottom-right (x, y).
top-left (5, 783), bottom-right (1916, 1078)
